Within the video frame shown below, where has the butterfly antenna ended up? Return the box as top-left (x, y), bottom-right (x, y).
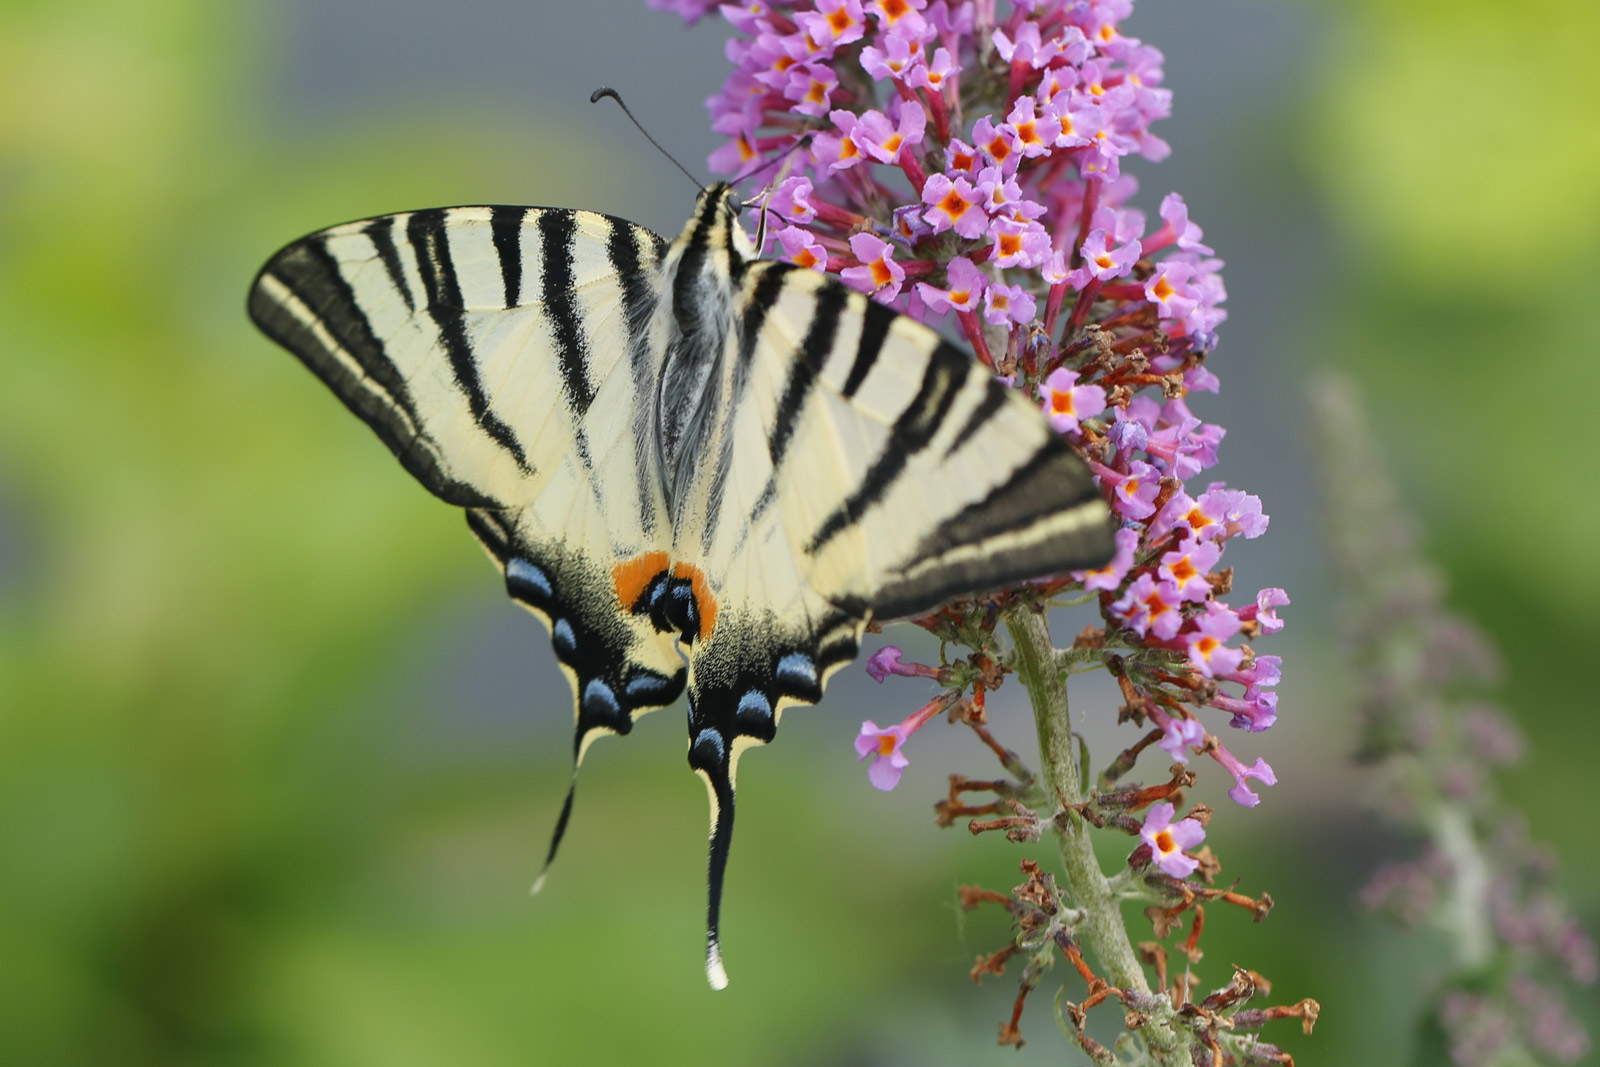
top-left (590, 87), bottom-right (704, 194)
top-left (742, 133), bottom-right (814, 253)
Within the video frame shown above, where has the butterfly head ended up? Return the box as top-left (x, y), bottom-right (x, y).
top-left (687, 183), bottom-right (758, 266)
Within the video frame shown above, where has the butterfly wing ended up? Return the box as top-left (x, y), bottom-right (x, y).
top-left (675, 261), bottom-right (1115, 987)
top-left (249, 206), bottom-right (688, 880)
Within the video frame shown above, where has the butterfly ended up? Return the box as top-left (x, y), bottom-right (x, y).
top-left (248, 184), bottom-right (1115, 988)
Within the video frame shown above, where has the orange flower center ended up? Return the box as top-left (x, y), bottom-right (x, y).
top-left (950, 149), bottom-right (974, 170)
top-left (998, 232), bottom-right (1023, 257)
top-left (883, 132), bottom-right (903, 154)
top-left (869, 258), bottom-right (893, 286)
top-left (840, 136), bottom-right (859, 160)
top-left (882, 0), bottom-right (910, 19)
top-left (949, 287), bottom-right (970, 305)
top-left (1196, 636), bottom-right (1219, 658)
top-left (794, 248), bottom-right (818, 269)
top-left (1016, 120), bottom-right (1039, 144)
top-left (1185, 507), bottom-right (1213, 530)
top-left (1153, 275), bottom-right (1176, 302)
top-left (877, 734), bottom-right (897, 756)
top-left (938, 190), bottom-right (969, 218)
top-left (1051, 390), bottom-right (1075, 415)
top-left (806, 79), bottom-right (827, 104)
top-left (1095, 253), bottom-right (1114, 269)
top-left (1170, 557), bottom-right (1197, 583)
top-left (986, 136), bottom-right (1012, 163)
top-left (1155, 829), bottom-right (1175, 853)
top-left (827, 8), bottom-right (853, 32)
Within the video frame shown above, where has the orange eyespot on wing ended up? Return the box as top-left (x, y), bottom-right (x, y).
top-left (672, 561), bottom-right (719, 642)
top-left (613, 551), bottom-right (671, 610)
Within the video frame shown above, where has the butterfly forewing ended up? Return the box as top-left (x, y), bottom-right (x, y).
top-left (250, 206), bottom-right (689, 880)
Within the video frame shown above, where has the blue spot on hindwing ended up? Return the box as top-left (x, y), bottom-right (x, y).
top-left (775, 652), bottom-right (819, 694)
top-left (626, 671), bottom-right (680, 703)
top-left (505, 558), bottom-right (553, 603)
top-left (737, 690), bottom-right (771, 721)
top-left (583, 678), bottom-right (620, 720)
top-left (692, 727), bottom-right (725, 764)
top-left (552, 618), bottom-right (576, 657)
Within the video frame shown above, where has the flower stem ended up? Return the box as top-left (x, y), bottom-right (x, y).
top-left (1008, 606), bottom-right (1194, 1066)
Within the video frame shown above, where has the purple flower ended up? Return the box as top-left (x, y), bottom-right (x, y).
top-left (983, 281), bottom-right (1036, 326)
top-left (1112, 573), bottom-right (1183, 641)
top-left (852, 103), bottom-right (927, 164)
top-left (861, 32), bottom-right (918, 82)
top-left (971, 116), bottom-right (1020, 173)
top-left (1210, 742), bottom-right (1277, 807)
top-left (916, 254), bottom-right (985, 313)
top-left (920, 173), bottom-right (985, 238)
top-left (1243, 587), bottom-right (1290, 634)
top-left (785, 63), bottom-right (839, 117)
top-left (1185, 602), bottom-right (1243, 678)
top-left (989, 216), bottom-right (1051, 268)
top-left (1138, 802), bottom-right (1206, 878)
top-left (1039, 367), bottom-right (1106, 434)
top-left (867, 0), bottom-right (928, 39)
top-left (1159, 537), bottom-right (1222, 603)
top-left (1067, 228), bottom-right (1140, 286)
top-left (906, 45), bottom-right (957, 94)
top-left (647, 0), bottom-right (719, 23)
top-left (1203, 487), bottom-right (1269, 540)
top-left (855, 720), bottom-right (911, 790)
top-left (1144, 259), bottom-right (1200, 321)
top-left (1005, 96), bottom-right (1062, 158)
top-left (1210, 686), bottom-right (1278, 733)
top-left (842, 232), bottom-right (905, 299)
top-left (768, 176), bottom-right (818, 225)
top-left (1147, 192), bottom-right (1213, 255)
top-left (773, 226), bottom-right (829, 271)
top-left (1073, 525), bottom-right (1139, 591)
top-left (800, 0), bottom-right (867, 48)
top-left (865, 645), bottom-right (904, 682)
top-left (1106, 459), bottom-right (1160, 520)
top-left (1156, 712), bottom-right (1206, 764)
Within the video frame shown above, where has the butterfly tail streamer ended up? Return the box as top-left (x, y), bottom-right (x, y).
top-left (687, 693), bottom-right (739, 990)
top-left (530, 765), bottom-right (581, 896)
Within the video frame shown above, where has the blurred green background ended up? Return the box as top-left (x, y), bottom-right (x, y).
top-left (1, 1), bottom-right (1595, 1063)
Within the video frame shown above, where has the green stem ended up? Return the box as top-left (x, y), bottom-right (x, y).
top-left (1008, 607), bottom-right (1194, 1066)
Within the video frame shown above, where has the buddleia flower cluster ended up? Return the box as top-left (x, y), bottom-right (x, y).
top-left (650, 0), bottom-right (1311, 1060)
top-left (1315, 375), bottom-right (1596, 1067)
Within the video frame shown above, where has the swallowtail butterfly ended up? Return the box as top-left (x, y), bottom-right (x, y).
top-left (249, 185), bottom-right (1115, 988)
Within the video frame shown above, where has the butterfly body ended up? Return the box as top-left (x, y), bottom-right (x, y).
top-left (250, 184), bottom-right (1114, 989)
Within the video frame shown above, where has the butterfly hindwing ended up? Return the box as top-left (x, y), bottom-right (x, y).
top-left (250, 206), bottom-right (688, 880)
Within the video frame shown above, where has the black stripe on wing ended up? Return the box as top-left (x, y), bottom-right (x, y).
top-left (805, 339), bottom-right (968, 554)
top-left (869, 435), bottom-right (1114, 620)
top-left (489, 206), bottom-right (526, 308)
top-left (248, 233), bottom-right (502, 510)
top-left (406, 209), bottom-right (535, 476)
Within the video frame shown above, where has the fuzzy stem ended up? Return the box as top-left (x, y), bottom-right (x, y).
top-left (1008, 606), bottom-right (1194, 1066)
